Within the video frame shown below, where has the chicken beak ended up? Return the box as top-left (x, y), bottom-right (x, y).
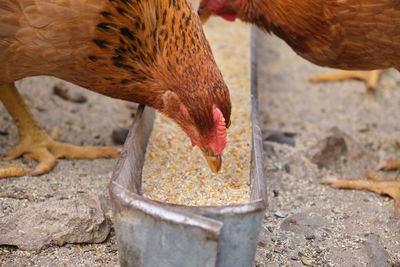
top-left (202, 150), bottom-right (222, 173)
top-left (198, 6), bottom-right (213, 24)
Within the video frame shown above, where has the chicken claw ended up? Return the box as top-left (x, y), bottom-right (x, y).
top-left (375, 160), bottom-right (400, 171)
top-left (309, 70), bottom-right (383, 92)
top-left (0, 165), bottom-right (30, 179)
top-left (322, 173), bottom-right (400, 215)
top-left (2, 136), bottom-right (118, 177)
top-left (0, 83), bottom-right (119, 178)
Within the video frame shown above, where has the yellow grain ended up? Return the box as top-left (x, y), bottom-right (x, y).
top-left (142, 18), bottom-right (251, 206)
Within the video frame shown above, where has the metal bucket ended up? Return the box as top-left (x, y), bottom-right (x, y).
top-left (109, 26), bottom-right (267, 267)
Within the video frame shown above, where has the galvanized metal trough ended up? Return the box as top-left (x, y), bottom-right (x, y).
top-left (109, 27), bottom-right (267, 267)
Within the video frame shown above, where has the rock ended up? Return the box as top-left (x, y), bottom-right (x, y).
top-left (301, 256), bottom-right (312, 266)
top-left (310, 127), bottom-right (378, 175)
top-left (274, 210), bottom-right (286, 218)
top-left (290, 254), bottom-right (299, 261)
top-left (270, 236), bottom-right (280, 243)
top-left (272, 190), bottom-right (279, 197)
top-left (53, 83), bottom-right (87, 103)
top-left (112, 127), bottom-right (130, 145)
top-left (283, 163), bottom-right (291, 173)
top-left (311, 127), bottom-right (351, 169)
top-left (264, 131), bottom-right (297, 147)
top-left (362, 234), bottom-right (390, 267)
top-left (257, 228), bottom-right (270, 248)
top-left (280, 212), bottom-right (329, 236)
top-left (305, 233), bottom-right (315, 240)
top-left (262, 142), bottom-right (277, 159)
top-left (0, 197), bottom-right (111, 251)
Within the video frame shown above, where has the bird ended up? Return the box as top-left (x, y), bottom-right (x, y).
top-left (198, 0), bottom-right (394, 92)
top-left (0, 0), bottom-right (231, 178)
top-left (198, 0), bottom-right (400, 214)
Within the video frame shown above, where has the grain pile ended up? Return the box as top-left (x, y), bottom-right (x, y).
top-left (142, 18), bottom-right (251, 206)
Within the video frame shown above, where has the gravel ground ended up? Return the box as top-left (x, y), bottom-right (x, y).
top-left (254, 28), bottom-right (400, 266)
top-left (0, 77), bottom-right (129, 266)
top-left (1, 17), bottom-right (400, 267)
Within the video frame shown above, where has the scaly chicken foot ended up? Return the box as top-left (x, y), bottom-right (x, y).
top-left (376, 159), bottom-right (400, 171)
top-left (309, 70), bottom-right (383, 92)
top-left (0, 83), bottom-right (119, 178)
top-left (322, 170), bottom-right (400, 215)
top-left (375, 142), bottom-right (400, 171)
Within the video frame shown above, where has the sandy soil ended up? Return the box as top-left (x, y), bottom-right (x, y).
top-left (1, 20), bottom-right (400, 267)
top-left (254, 28), bottom-right (400, 266)
top-left (0, 76), bottom-right (130, 266)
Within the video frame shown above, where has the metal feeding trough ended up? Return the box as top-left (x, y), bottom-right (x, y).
top-left (109, 27), bottom-right (267, 267)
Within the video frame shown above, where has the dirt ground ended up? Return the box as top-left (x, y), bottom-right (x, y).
top-left (254, 28), bottom-right (400, 266)
top-left (0, 76), bottom-right (128, 266)
top-left (1, 22), bottom-right (400, 267)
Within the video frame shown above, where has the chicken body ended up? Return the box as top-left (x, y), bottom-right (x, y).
top-left (200, 0), bottom-right (400, 90)
top-left (201, 0), bottom-right (400, 70)
top-left (199, 0), bottom-right (400, 214)
top-left (244, 1), bottom-right (400, 92)
top-left (0, 0), bottom-right (231, 177)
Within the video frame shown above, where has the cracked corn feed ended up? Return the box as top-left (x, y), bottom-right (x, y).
top-left (142, 18), bottom-right (251, 206)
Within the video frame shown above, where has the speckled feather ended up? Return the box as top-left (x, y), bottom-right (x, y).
top-left (223, 0), bottom-right (400, 70)
top-left (0, 0), bottom-right (231, 147)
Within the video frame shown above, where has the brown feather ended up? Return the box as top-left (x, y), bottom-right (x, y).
top-left (239, 0), bottom-right (400, 70)
top-left (0, 0), bottom-right (231, 148)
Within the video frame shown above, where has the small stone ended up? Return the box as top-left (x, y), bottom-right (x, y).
top-left (274, 210), bottom-right (286, 218)
top-left (36, 106), bottom-right (47, 112)
top-left (309, 127), bottom-right (377, 176)
top-left (284, 163), bottom-right (291, 173)
top-left (258, 239), bottom-right (267, 247)
top-left (305, 234), bottom-right (316, 240)
top-left (257, 228), bottom-right (269, 248)
top-left (112, 127), bottom-right (129, 145)
top-left (290, 255), bottom-right (299, 261)
top-left (311, 133), bottom-right (347, 169)
top-left (53, 83), bottom-right (87, 103)
top-left (301, 257), bottom-right (312, 266)
top-left (271, 236), bottom-right (280, 243)
top-left (264, 131), bottom-right (296, 147)
top-left (272, 190), bottom-right (279, 197)
top-left (363, 234), bottom-right (389, 267)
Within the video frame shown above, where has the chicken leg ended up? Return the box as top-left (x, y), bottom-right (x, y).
top-left (322, 168), bottom-right (400, 215)
top-left (0, 83), bottom-right (119, 178)
top-left (309, 70), bottom-right (383, 92)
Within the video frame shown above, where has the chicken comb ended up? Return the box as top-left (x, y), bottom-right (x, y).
top-left (210, 105), bottom-right (227, 155)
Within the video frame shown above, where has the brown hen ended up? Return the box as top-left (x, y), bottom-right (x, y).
top-left (198, 0), bottom-right (400, 214)
top-left (199, 0), bottom-right (399, 91)
top-left (0, 0), bottom-right (231, 178)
